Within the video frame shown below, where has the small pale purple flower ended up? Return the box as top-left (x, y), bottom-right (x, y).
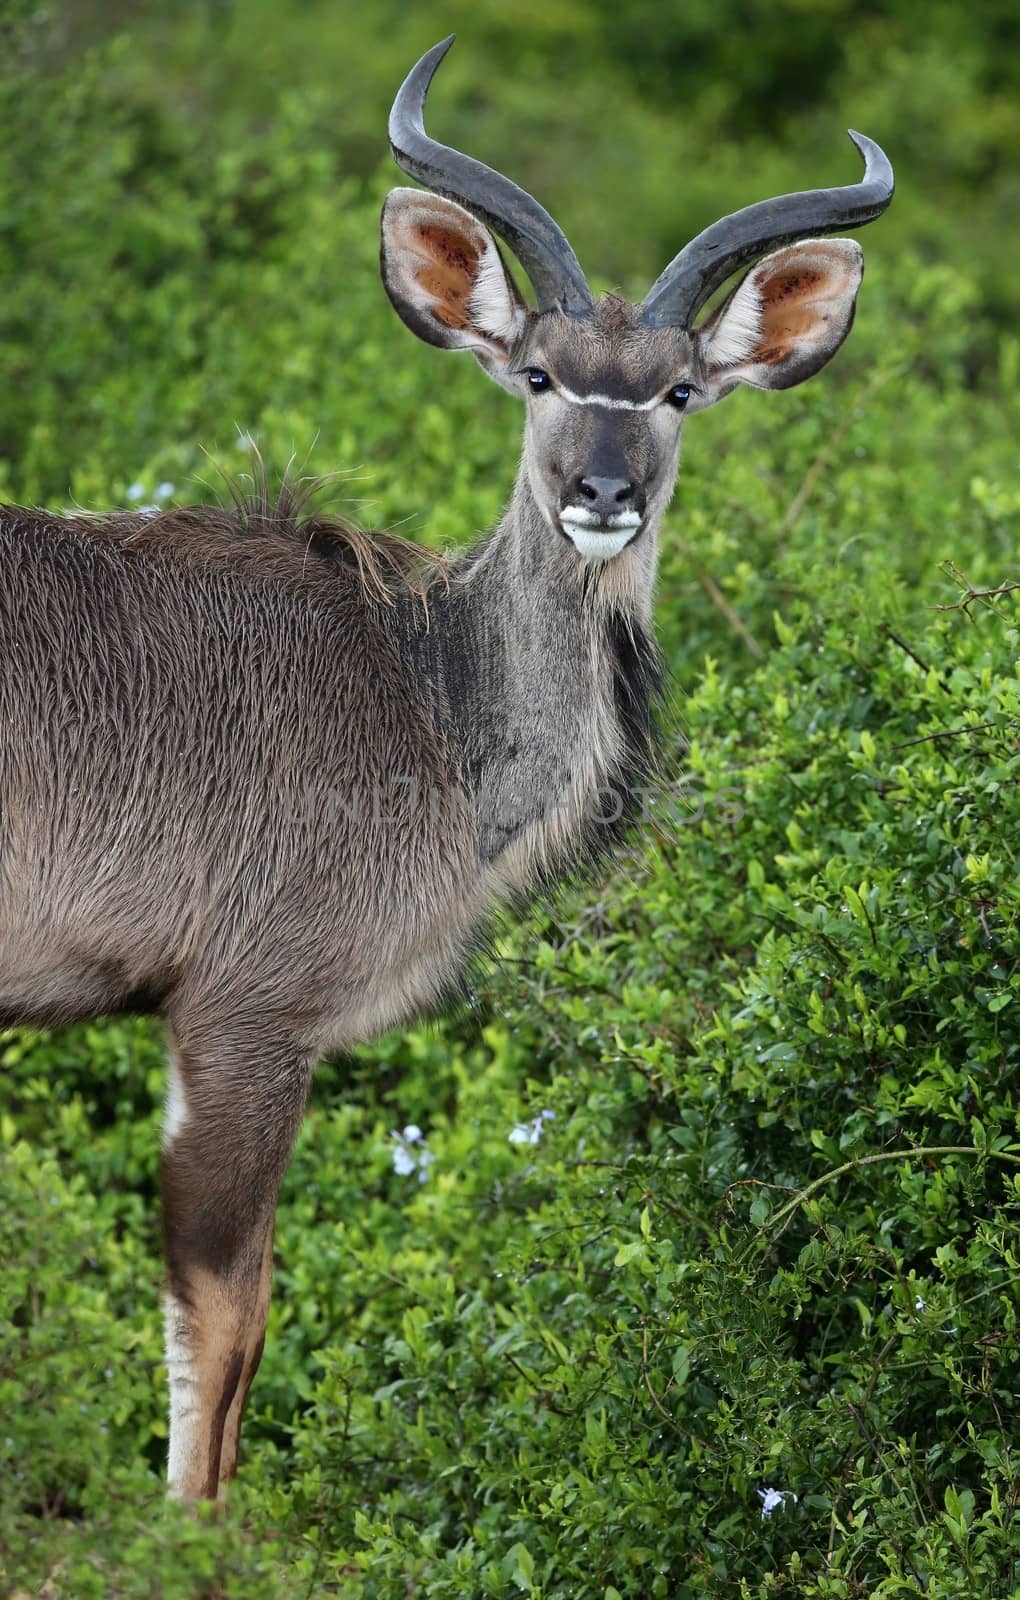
top-left (390, 1125), bottom-right (434, 1182)
top-left (508, 1109), bottom-right (555, 1146)
top-left (391, 1143), bottom-right (416, 1177)
top-left (758, 1487), bottom-right (797, 1519)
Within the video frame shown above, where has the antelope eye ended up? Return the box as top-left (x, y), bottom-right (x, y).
top-left (526, 367), bottom-right (553, 393)
top-left (667, 384), bottom-right (692, 410)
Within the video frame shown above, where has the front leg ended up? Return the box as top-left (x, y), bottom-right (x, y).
top-left (216, 1223), bottom-right (274, 1486)
top-left (161, 1255), bottom-right (262, 1500)
top-left (160, 1034), bottom-right (311, 1500)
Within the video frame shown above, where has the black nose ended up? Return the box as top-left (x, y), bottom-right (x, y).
top-left (576, 476), bottom-right (636, 517)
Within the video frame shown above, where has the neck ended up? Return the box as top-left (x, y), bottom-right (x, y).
top-left (384, 461), bottom-right (664, 873)
top-left (483, 465), bottom-right (662, 621)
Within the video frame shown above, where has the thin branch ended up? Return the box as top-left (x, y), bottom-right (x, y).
top-left (779, 410), bottom-right (856, 534)
top-left (879, 624), bottom-right (955, 696)
top-left (640, 1320), bottom-right (686, 1433)
top-left (938, 560), bottom-right (1020, 619)
top-left (740, 1144), bottom-right (1020, 1262)
top-left (779, 366), bottom-right (900, 536)
top-left (715, 1175), bottom-right (798, 1231)
top-left (891, 719), bottom-right (1003, 753)
top-left (879, 625), bottom-right (932, 679)
top-left (502, 1351), bottom-right (568, 1415)
top-left (699, 573), bottom-right (764, 658)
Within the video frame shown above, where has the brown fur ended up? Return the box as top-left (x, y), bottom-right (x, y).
top-left (0, 465), bottom-right (659, 1496)
top-left (217, 1228), bottom-right (274, 1486)
top-left (25, 469), bottom-right (443, 606)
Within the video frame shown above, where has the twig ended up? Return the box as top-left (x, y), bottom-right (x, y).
top-left (939, 580), bottom-right (1020, 616)
top-left (779, 409), bottom-right (856, 534)
top-left (779, 366), bottom-right (899, 536)
top-left (891, 720), bottom-right (1003, 753)
top-left (846, 1401), bottom-right (929, 1585)
top-left (938, 560), bottom-right (1020, 619)
top-left (739, 1144), bottom-right (1020, 1263)
top-left (502, 1350), bottom-right (568, 1414)
top-left (715, 1175), bottom-right (798, 1231)
top-left (699, 574), bottom-right (764, 657)
top-left (879, 624), bottom-right (954, 695)
top-left (879, 625), bottom-right (932, 678)
top-left (640, 1320), bottom-right (686, 1432)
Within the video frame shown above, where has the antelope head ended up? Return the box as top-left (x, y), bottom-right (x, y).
top-left (381, 37), bottom-right (893, 566)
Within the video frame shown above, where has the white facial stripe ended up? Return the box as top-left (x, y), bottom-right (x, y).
top-left (555, 384), bottom-right (661, 412)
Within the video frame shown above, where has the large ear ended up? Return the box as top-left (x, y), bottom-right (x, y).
top-left (381, 188), bottom-right (528, 385)
top-left (692, 238), bottom-right (863, 408)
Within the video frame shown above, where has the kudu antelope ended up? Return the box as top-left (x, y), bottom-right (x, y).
top-left (0, 37), bottom-right (893, 1499)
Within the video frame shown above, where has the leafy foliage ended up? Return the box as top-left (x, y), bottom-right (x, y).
top-left (1, 4), bottom-right (1019, 1597)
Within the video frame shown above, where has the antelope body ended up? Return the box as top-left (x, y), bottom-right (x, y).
top-left (0, 38), bottom-right (892, 1498)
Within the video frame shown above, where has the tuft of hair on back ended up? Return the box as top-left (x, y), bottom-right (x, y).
top-left (203, 444), bottom-right (448, 608)
top-left (0, 449), bottom-right (447, 610)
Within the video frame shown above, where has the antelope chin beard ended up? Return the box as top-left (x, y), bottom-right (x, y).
top-left (558, 507), bottom-right (642, 563)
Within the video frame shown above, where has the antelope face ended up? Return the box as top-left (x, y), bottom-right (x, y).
top-left (380, 37), bottom-right (893, 566)
top-left (511, 301), bottom-right (694, 562)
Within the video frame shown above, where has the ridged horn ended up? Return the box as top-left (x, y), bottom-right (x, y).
top-left (388, 36), bottom-right (594, 317)
top-left (640, 130), bottom-right (894, 329)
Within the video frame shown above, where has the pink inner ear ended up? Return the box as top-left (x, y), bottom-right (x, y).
top-left (407, 222), bottom-right (483, 331)
top-left (696, 238), bottom-right (863, 399)
top-left (761, 268), bottom-right (824, 306)
top-left (383, 190), bottom-right (524, 362)
top-left (752, 247), bottom-right (860, 366)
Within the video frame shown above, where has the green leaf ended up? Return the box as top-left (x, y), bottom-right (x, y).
top-left (614, 1241), bottom-right (648, 1267)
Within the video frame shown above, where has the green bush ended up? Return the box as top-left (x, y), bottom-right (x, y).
top-left (1, 4), bottom-right (1018, 1597)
